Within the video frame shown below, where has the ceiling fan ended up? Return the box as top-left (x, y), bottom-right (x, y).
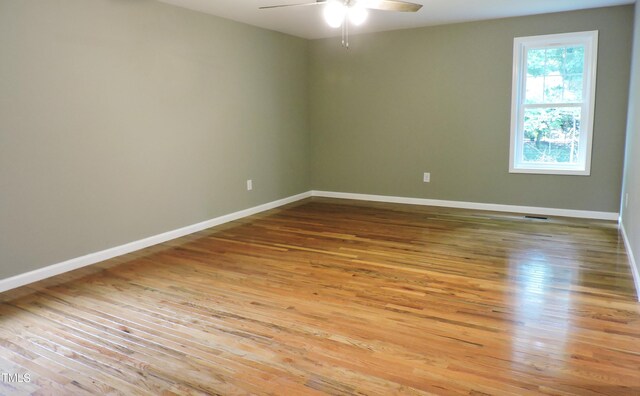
top-left (260, 0), bottom-right (423, 48)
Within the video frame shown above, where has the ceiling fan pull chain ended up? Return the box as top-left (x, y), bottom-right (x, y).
top-left (341, 19), bottom-right (349, 49)
top-left (343, 0), bottom-right (347, 48)
top-left (345, 20), bottom-right (349, 48)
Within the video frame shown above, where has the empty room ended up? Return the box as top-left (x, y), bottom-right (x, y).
top-left (1, 0), bottom-right (639, 394)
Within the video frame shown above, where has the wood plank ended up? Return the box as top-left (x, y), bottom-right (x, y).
top-left (0, 198), bottom-right (638, 394)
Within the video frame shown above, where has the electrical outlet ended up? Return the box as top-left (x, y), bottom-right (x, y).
top-left (423, 172), bottom-right (431, 183)
top-left (247, 179), bottom-right (253, 191)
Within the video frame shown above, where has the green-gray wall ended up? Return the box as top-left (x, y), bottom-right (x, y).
top-left (1, 2), bottom-right (635, 283)
top-left (621, 4), bottom-right (640, 282)
top-left (309, 6), bottom-right (633, 212)
top-left (0, 0), bottom-right (310, 279)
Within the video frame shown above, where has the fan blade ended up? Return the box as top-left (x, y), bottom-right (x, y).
top-left (259, 0), bottom-right (326, 9)
top-left (365, 0), bottom-right (422, 12)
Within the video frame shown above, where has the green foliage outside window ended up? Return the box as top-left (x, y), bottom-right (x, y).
top-left (522, 46), bottom-right (585, 164)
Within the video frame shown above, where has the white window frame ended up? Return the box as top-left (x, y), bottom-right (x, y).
top-left (509, 31), bottom-right (598, 175)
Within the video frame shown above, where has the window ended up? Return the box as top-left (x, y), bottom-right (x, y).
top-left (509, 31), bottom-right (598, 175)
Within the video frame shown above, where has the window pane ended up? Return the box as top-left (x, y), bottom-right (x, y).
top-left (525, 76), bottom-right (544, 103)
top-left (525, 49), bottom-right (546, 104)
top-left (543, 48), bottom-right (563, 76)
top-left (544, 75), bottom-right (563, 102)
top-left (524, 45), bottom-right (585, 104)
top-left (564, 46), bottom-right (584, 75)
top-left (526, 49), bottom-right (546, 77)
top-left (522, 107), bottom-right (581, 164)
top-left (563, 74), bottom-right (583, 102)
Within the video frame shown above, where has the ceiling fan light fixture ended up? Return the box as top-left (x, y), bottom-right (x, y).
top-left (260, 0), bottom-right (423, 47)
top-left (323, 1), bottom-right (347, 28)
top-left (348, 3), bottom-right (368, 26)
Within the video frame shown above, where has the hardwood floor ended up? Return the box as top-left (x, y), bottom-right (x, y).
top-left (0, 197), bottom-right (638, 395)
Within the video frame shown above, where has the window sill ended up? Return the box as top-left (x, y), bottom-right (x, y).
top-left (509, 167), bottom-right (591, 176)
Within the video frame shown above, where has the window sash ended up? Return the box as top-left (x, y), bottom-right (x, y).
top-left (523, 45), bottom-right (586, 105)
top-left (515, 104), bottom-right (587, 168)
top-left (522, 103), bottom-right (582, 109)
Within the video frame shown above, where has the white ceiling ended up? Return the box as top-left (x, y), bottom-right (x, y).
top-left (158, 0), bottom-right (635, 39)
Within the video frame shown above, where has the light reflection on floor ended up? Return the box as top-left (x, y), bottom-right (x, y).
top-left (509, 250), bottom-right (574, 373)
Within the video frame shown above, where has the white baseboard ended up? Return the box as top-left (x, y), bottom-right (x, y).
top-left (0, 189), bottom-right (624, 295)
top-left (0, 191), bottom-right (311, 294)
top-left (619, 222), bottom-right (640, 302)
top-left (311, 191), bottom-right (619, 221)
